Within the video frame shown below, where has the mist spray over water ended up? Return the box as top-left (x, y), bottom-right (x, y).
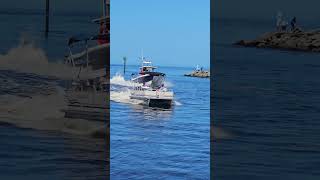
top-left (0, 86), bottom-right (107, 138)
top-left (0, 42), bottom-right (107, 138)
top-left (0, 41), bottom-right (86, 80)
top-left (110, 74), bottom-right (144, 105)
top-left (110, 73), bottom-right (140, 87)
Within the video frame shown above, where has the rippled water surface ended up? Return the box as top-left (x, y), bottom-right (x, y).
top-left (213, 18), bottom-right (320, 180)
top-left (110, 65), bottom-right (210, 179)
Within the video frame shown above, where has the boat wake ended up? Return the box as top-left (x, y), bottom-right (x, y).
top-left (0, 43), bottom-right (107, 139)
top-left (0, 41), bottom-right (92, 80)
top-left (110, 74), bottom-right (144, 105)
top-left (110, 90), bottom-right (144, 105)
top-left (0, 88), bottom-right (107, 138)
top-left (110, 73), bottom-right (140, 87)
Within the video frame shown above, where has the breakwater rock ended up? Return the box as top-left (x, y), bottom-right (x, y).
top-left (184, 70), bottom-right (210, 78)
top-left (234, 29), bottom-right (320, 52)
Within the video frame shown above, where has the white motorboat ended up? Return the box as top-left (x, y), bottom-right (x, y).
top-left (62, 0), bottom-right (109, 121)
top-left (130, 56), bottom-right (174, 109)
top-left (63, 77), bottom-right (108, 122)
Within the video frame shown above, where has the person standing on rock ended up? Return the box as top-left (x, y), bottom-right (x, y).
top-left (276, 12), bottom-right (283, 31)
top-left (280, 19), bottom-right (288, 32)
top-left (276, 12), bottom-right (289, 32)
top-left (290, 17), bottom-right (297, 31)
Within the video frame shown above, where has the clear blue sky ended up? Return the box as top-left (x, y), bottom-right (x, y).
top-left (214, 0), bottom-right (320, 20)
top-left (111, 0), bottom-right (210, 68)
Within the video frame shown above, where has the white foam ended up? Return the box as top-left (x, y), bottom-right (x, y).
top-left (164, 81), bottom-right (174, 88)
top-left (174, 101), bottom-right (182, 106)
top-left (110, 74), bottom-right (143, 105)
top-left (0, 41), bottom-right (107, 138)
top-left (110, 90), bottom-right (144, 105)
top-left (110, 73), bottom-right (140, 87)
top-left (0, 87), bottom-right (106, 138)
top-left (0, 42), bottom-right (81, 80)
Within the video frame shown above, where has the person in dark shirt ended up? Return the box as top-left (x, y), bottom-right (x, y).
top-left (291, 17), bottom-right (297, 31)
top-left (99, 21), bottom-right (105, 35)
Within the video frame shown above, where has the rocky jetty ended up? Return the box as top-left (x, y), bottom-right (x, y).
top-left (234, 29), bottom-right (320, 52)
top-left (184, 70), bottom-right (210, 78)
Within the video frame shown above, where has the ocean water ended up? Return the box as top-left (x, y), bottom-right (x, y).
top-left (213, 18), bottom-right (320, 179)
top-left (0, 10), bottom-right (109, 179)
top-left (110, 64), bottom-right (210, 179)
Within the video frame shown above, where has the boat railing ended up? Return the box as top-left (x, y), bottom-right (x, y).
top-left (133, 85), bottom-right (149, 91)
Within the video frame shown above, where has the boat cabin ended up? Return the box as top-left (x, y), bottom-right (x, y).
top-left (140, 60), bottom-right (157, 74)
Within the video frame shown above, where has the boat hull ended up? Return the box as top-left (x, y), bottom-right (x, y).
top-left (62, 105), bottom-right (107, 122)
top-left (130, 90), bottom-right (173, 109)
top-left (63, 90), bottom-right (108, 121)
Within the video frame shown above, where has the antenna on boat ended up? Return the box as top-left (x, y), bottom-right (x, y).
top-left (141, 48), bottom-right (144, 61)
top-left (103, 0), bottom-right (105, 17)
top-left (45, 0), bottom-right (50, 38)
top-left (102, 0), bottom-right (109, 25)
top-left (103, 0), bottom-right (107, 18)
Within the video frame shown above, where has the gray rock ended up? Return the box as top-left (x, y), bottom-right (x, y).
top-left (235, 29), bottom-right (320, 52)
top-left (184, 70), bottom-right (210, 78)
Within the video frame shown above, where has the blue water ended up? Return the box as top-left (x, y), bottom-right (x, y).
top-left (213, 18), bottom-right (320, 179)
top-left (110, 65), bottom-right (210, 179)
top-left (0, 9), bottom-right (109, 179)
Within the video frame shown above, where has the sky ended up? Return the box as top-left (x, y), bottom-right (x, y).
top-left (0, 0), bottom-right (101, 13)
top-left (111, 0), bottom-right (210, 68)
top-left (214, 0), bottom-right (320, 20)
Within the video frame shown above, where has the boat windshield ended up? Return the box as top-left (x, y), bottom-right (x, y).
top-left (141, 66), bottom-right (155, 72)
top-left (151, 75), bottom-right (165, 89)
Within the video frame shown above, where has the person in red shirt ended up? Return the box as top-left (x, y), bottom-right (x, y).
top-left (98, 21), bottom-right (108, 44)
